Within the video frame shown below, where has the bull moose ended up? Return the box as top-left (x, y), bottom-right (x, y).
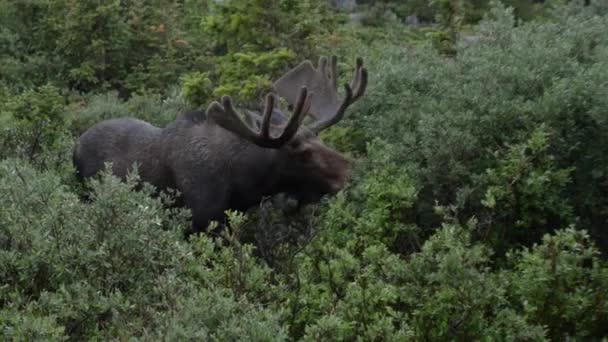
top-left (73, 55), bottom-right (367, 235)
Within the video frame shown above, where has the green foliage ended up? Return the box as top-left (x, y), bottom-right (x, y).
top-left (319, 125), bottom-right (367, 156)
top-left (401, 224), bottom-right (546, 341)
top-left (481, 127), bottom-right (574, 247)
top-left (202, 0), bottom-right (332, 54)
top-left (0, 0), bottom-right (209, 95)
top-left (0, 160), bottom-right (285, 340)
top-left (147, 287), bottom-right (287, 341)
top-left (67, 90), bottom-right (187, 135)
top-left (188, 211), bottom-right (281, 302)
top-left (0, 160), bottom-right (186, 338)
top-left (1, 307), bottom-right (66, 341)
top-left (213, 48), bottom-right (296, 102)
top-left (282, 141), bottom-right (418, 339)
top-left (0, 85), bottom-right (71, 168)
top-left (198, 0), bottom-right (335, 103)
top-left (505, 227), bottom-right (608, 340)
top-left (357, 0), bottom-right (439, 23)
top-left (287, 212), bottom-right (606, 340)
top-left (502, 0), bottom-right (546, 21)
top-left (1, 1), bottom-right (608, 340)
top-left (340, 1), bottom-right (608, 249)
top-left (356, 0), bottom-right (585, 25)
top-left (181, 71), bottom-right (213, 108)
top-left (430, 0), bottom-right (466, 55)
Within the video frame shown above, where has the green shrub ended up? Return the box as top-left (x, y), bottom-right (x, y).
top-left (0, 85), bottom-right (71, 169)
top-left (198, 0), bottom-right (336, 103)
top-left (0, 0), bottom-right (209, 96)
top-left (480, 127), bottom-right (575, 252)
top-left (339, 2), bottom-right (608, 250)
top-left (0, 307), bottom-right (66, 342)
top-left (0, 160), bottom-right (187, 338)
top-left (282, 141), bottom-right (418, 339)
top-left (286, 213), bottom-right (606, 340)
top-left (146, 287), bottom-right (287, 341)
top-left (504, 227), bottom-right (608, 340)
top-left (212, 48), bottom-right (296, 103)
top-left (181, 71), bottom-right (213, 108)
top-left (67, 90), bottom-right (188, 135)
top-left (401, 223), bottom-right (546, 341)
top-left (287, 218), bottom-right (555, 340)
top-left (0, 160), bottom-right (284, 340)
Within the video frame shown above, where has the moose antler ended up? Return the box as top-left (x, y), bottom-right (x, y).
top-left (206, 87), bottom-right (313, 148)
top-left (244, 100), bottom-right (288, 129)
top-left (273, 55), bottom-right (367, 133)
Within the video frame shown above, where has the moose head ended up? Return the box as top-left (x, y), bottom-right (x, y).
top-left (206, 55), bottom-right (368, 203)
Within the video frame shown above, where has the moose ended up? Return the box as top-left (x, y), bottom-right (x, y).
top-left (73, 55), bottom-right (367, 236)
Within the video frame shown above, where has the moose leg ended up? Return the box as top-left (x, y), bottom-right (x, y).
top-left (182, 187), bottom-right (229, 238)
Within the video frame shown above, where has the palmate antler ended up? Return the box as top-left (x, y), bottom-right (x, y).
top-left (207, 55), bottom-right (366, 148)
top-left (273, 55), bottom-right (367, 133)
top-left (206, 87), bottom-right (313, 148)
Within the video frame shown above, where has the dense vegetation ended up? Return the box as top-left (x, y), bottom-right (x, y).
top-left (1, 0), bottom-right (607, 340)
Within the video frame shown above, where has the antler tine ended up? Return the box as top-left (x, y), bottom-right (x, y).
top-left (351, 59), bottom-right (367, 102)
top-left (330, 55), bottom-right (338, 90)
top-left (309, 57), bottom-right (366, 133)
top-left (278, 86), bottom-right (312, 142)
top-left (260, 93), bottom-right (274, 139)
top-left (207, 89), bottom-right (311, 149)
top-left (272, 55), bottom-right (366, 133)
top-left (309, 83), bottom-right (353, 133)
top-left (206, 96), bottom-right (260, 143)
top-left (350, 58), bottom-right (361, 92)
top-left (301, 91), bottom-right (313, 124)
top-left (319, 56), bottom-right (328, 78)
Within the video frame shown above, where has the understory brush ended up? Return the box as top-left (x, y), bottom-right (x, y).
top-left (1, 1), bottom-right (607, 340)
